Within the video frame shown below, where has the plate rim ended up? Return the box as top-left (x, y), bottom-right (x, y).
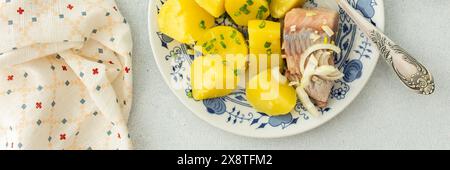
top-left (147, 0), bottom-right (386, 138)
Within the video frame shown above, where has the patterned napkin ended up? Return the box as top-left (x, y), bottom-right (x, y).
top-left (0, 0), bottom-right (133, 149)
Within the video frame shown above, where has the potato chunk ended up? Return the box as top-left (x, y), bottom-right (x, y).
top-left (248, 20), bottom-right (282, 71)
top-left (191, 56), bottom-right (239, 100)
top-left (270, 0), bottom-right (306, 18)
top-left (246, 69), bottom-right (297, 116)
top-left (197, 26), bottom-right (248, 70)
top-left (158, 0), bottom-right (215, 44)
top-left (195, 0), bottom-right (225, 17)
top-left (225, 0), bottom-right (270, 26)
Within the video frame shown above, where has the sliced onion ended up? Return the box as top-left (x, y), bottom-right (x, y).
top-left (300, 55), bottom-right (318, 87)
top-left (271, 67), bottom-right (288, 84)
top-left (289, 81), bottom-right (299, 87)
top-left (300, 44), bottom-right (341, 74)
top-left (292, 43), bottom-right (343, 118)
top-left (296, 87), bottom-right (320, 117)
top-left (314, 65), bottom-right (344, 81)
top-left (318, 52), bottom-right (331, 66)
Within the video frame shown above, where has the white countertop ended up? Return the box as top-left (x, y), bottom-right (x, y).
top-left (119, 0), bottom-right (450, 149)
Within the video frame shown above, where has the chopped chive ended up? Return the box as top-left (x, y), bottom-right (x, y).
top-left (264, 42), bottom-right (272, 48)
top-left (205, 45), bottom-right (214, 51)
top-left (260, 5), bottom-right (268, 12)
top-left (258, 20), bottom-right (266, 29)
top-left (246, 0), bottom-right (254, 5)
top-left (230, 30), bottom-right (237, 38)
top-left (256, 5), bottom-right (268, 19)
top-left (220, 41), bottom-right (227, 49)
top-left (199, 20), bottom-right (206, 29)
top-left (256, 12), bottom-right (263, 19)
top-left (239, 4), bottom-right (250, 15)
top-left (234, 69), bottom-right (240, 76)
top-left (266, 48), bottom-right (272, 55)
top-left (235, 38), bottom-right (241, 45)
top-left (220, 34), bottom-right (225, 40)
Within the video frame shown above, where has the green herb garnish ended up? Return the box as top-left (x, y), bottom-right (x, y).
top-left (235, 38), bottom-right (241, 45)
top-left (239, 4), bottom-right (250, 15)
top-left (234, 69), bottom-right (241, 76)
top-left (205, 45), bottom-right (214, 52)
top-left (256, 5), bottom-right (268, 19)
top-left (230, 30), bottom-right (237, 38)
top-left (259, 20), bottom-right (266, 29)
top-left (264, 42), bottom-right (272, 48)
top-left (220, 41), bottom-right (227, 49)
top-left (266, 48), bottom-right (272, 55)
top-left (199, 20), bottom-right (206, 29)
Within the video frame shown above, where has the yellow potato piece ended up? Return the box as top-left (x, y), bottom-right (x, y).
top-left (246, 69), bottom-right (297, 116)
top-left (157, 0), bottom-right (215, 44)
top-left (195, 0), bottom-right (225, 18)
top-left (225, 0), bottom-right (270, 26)
top-left (248, 20), bottom-right (282, 72)
top-left (191, 56), bottom-right (239, 100)
top-left (197, 26), bottom-right (248, 70)
top-left (270, 0), bottom-right (306, 18)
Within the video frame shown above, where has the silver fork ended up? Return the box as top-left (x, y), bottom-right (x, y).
top-left (336, 0), bottom-right (435, 95)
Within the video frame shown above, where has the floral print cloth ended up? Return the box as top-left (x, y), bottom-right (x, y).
top-left (0, 0), bottom-right (133, 149)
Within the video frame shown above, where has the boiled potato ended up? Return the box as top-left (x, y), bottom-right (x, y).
top-left (248, 20), bottom-right (282, 71)
top-left (248, 20), bottom-right (281, 56)
top-left (195, 0), bottom-right (225, 17)
top-left (246, 69), bottom-right (297, 116)
top-left (191, 56), bottom-right (239, 100)
top-left (270, 0), bottom-right (306, 18)
top-left (225, 0), bottom-right (270, 26)
top-left (158, 0), bottom-right (215, 44)
top-left (197, 26), bottom-right (248, 70)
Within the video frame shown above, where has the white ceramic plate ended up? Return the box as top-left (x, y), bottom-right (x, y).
top-left (148, 0), bottom-right (385, 138)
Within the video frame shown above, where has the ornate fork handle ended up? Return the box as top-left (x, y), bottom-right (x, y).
top-left (369, 30), bottom-right (435, 95)
top-left (336, 0), bottom-right (435, 95)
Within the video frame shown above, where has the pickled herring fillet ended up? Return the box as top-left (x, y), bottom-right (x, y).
top-left (283, 8), bottom-right (339, 108)
top-left (283, 8), bottom-right (338, 35)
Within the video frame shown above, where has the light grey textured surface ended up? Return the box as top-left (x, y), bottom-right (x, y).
top-left (118, 0), bottom-right (450, 150)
